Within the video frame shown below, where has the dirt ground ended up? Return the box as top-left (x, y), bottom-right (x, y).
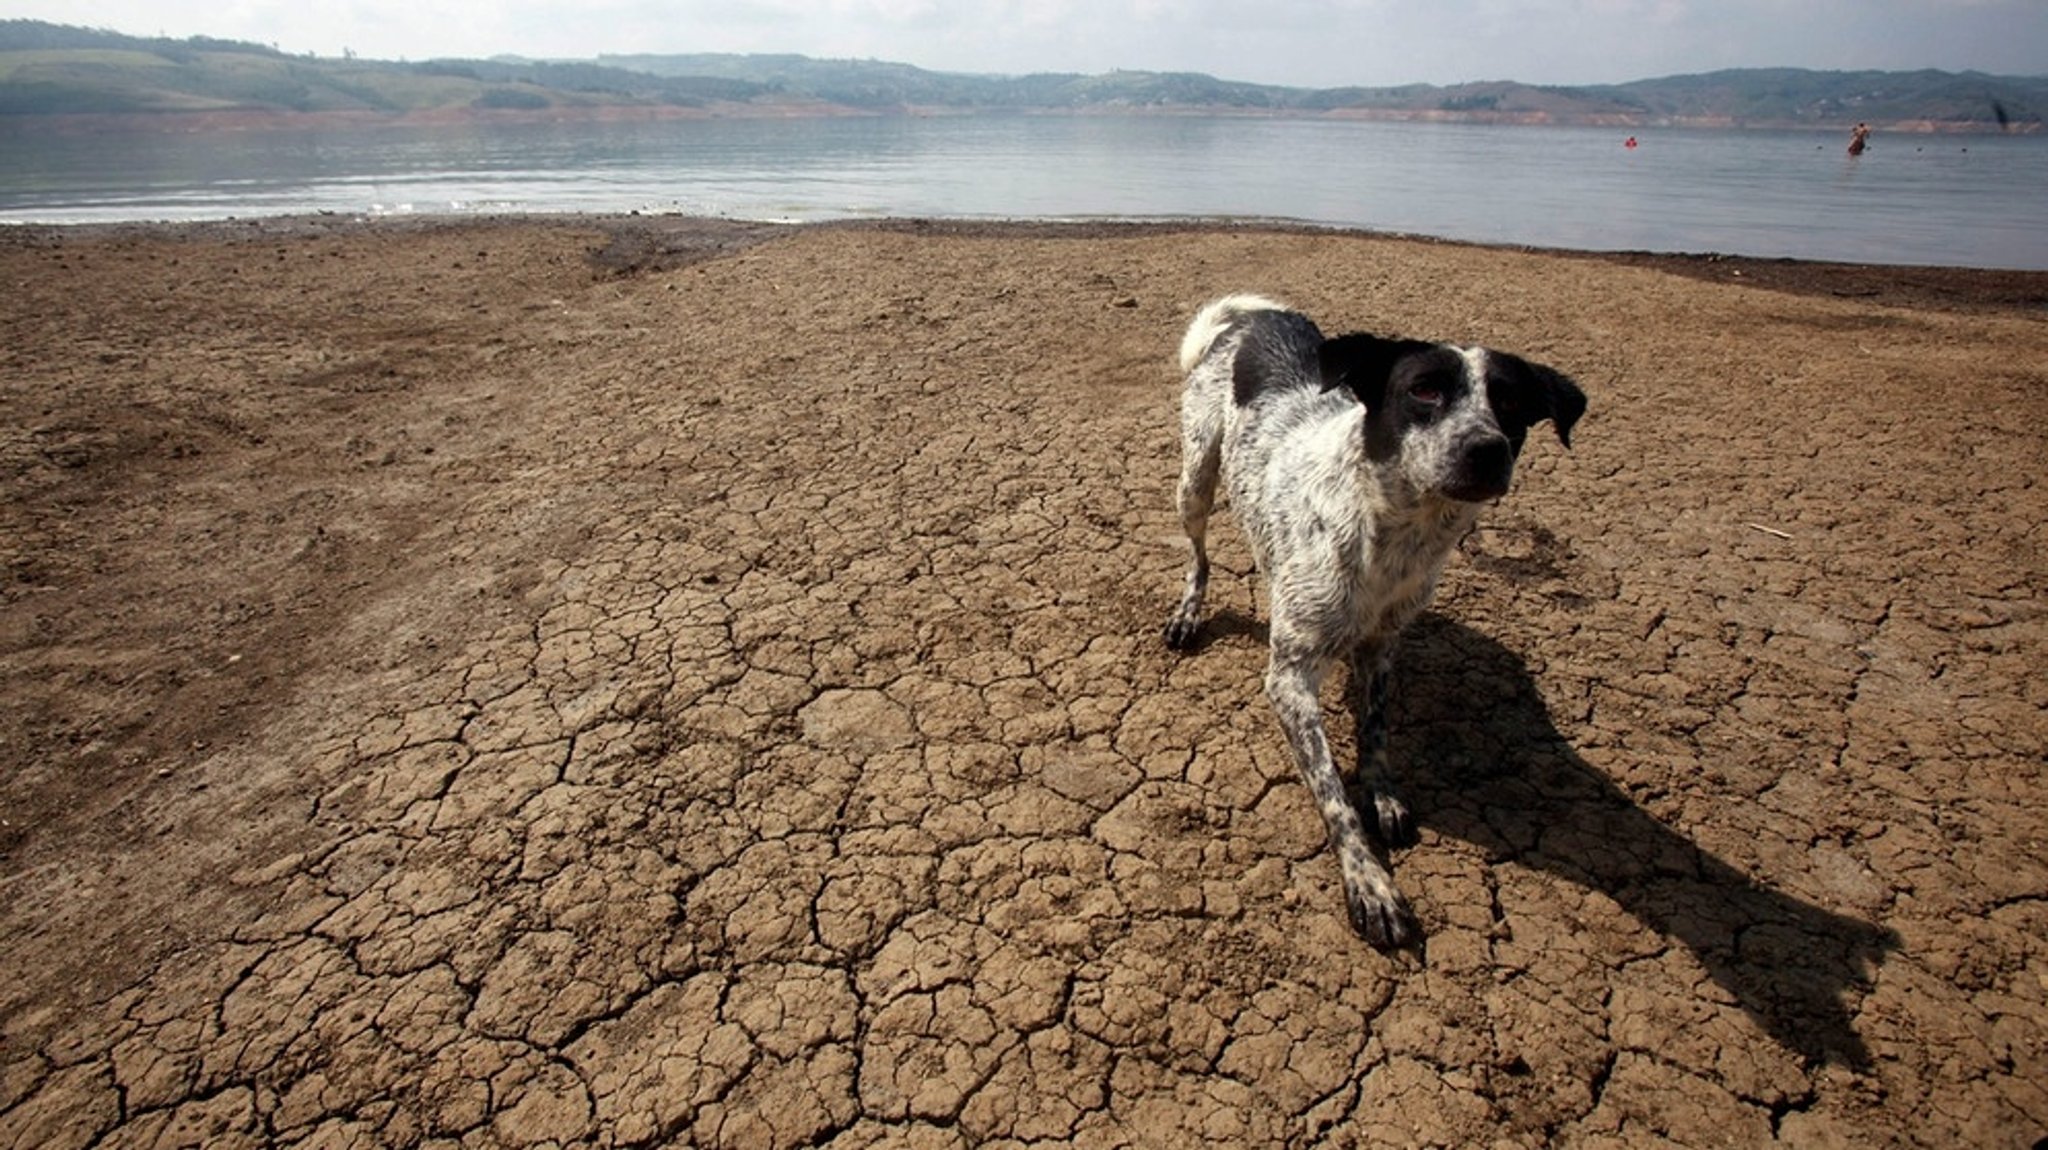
top-left (1, 214), bottom-right (2044, 1149)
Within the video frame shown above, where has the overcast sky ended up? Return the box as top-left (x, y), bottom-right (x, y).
top-left (16, 0), bottom-right (2048, 87)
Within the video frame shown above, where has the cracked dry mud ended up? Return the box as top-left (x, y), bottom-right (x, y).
top-left (2, 215), bottom-right (2044, 1148)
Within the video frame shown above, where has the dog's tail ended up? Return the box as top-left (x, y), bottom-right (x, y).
top-left (1178, 294), bottom-right (1290, 374)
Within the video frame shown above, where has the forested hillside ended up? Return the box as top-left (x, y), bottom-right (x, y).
top-left (3, 19), bottom-right (2039, 130)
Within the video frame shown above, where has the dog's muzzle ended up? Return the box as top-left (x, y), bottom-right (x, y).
top-left (1444, 435), bottom-right (1516, 502)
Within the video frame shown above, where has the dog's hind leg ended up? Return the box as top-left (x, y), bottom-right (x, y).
top-left (1347, 645), bottom-right (1418, 849)
top-left (1164, 429), bottom-right (1221, 650)
top-left (1266, 648), bottom-right (1418, 948)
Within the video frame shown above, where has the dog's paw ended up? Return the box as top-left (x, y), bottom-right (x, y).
top-left (1162, 615), bottom-right (1201, 650)
top-left (1345, 887), bottom-right (1420, 950)
top-left (1370, 790), bottom-right (1419, 850)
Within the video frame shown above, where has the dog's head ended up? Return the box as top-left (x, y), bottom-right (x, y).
top-left (1319, 334), bottom-right (1586, 503)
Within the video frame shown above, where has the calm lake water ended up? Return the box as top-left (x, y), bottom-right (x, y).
top-left (3, 115), bottom-right (2045, 268)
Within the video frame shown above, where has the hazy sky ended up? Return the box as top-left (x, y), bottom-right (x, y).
top-left (18, 0), bottom-right (2048, 87)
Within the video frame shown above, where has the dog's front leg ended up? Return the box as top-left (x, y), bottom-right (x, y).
top-left (1163, 437), bottom-right (1221, 650)
top-left (1266, 649), bottom-right (1418, 948)
top-left (1347, 645), bottom-right (1418, 849)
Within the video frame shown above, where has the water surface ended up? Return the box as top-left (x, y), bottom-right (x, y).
top-left (3, 115), bottom-right (2043, 268)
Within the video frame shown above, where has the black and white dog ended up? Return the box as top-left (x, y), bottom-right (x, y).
top-left (1164, 295), bottom-right (1586, 948)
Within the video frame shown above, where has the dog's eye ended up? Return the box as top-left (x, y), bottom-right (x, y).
top-left (1409, 381), bottom-right (1445, 405)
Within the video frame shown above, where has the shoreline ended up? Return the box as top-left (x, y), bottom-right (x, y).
top-left (2, 103), bottom-right (2036, 137)
top-left (9, 210), bottom-right (2045, 314)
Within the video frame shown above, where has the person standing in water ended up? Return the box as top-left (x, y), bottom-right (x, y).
top-left (1848, 122), bottom-right (1871, 156)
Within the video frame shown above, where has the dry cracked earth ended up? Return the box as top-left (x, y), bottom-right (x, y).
top-left (1, 216), bottom-right (2044, 1148)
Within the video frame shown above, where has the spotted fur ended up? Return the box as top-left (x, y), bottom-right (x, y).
top-left (1165, 295), bottom-right (1586, 948)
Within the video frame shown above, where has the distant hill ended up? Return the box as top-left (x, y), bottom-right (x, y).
top-left (606, 55), bottom-right (2043, 130)
top-left (3, 19), bottom-right (2041, 132)
top-left (0, 21), bottom-right (769, 118)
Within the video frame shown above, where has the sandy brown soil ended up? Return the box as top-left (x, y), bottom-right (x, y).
top-left (2, 214), bottom-right (2044, 1148)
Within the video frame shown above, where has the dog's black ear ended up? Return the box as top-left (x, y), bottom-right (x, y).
top-left (1318, 333), bottom-right (1410, 410)
top-left (1542, 365), bottom-right (1589, 447)
top-left (1490, 354), bottom-right (1588, 448)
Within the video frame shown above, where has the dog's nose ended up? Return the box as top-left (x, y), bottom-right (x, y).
top-left (1448, 436), bottom-right (1514, 501)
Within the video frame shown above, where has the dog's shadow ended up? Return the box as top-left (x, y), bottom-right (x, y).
top-left (1336, 613), bottom-right (1901, 1070)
